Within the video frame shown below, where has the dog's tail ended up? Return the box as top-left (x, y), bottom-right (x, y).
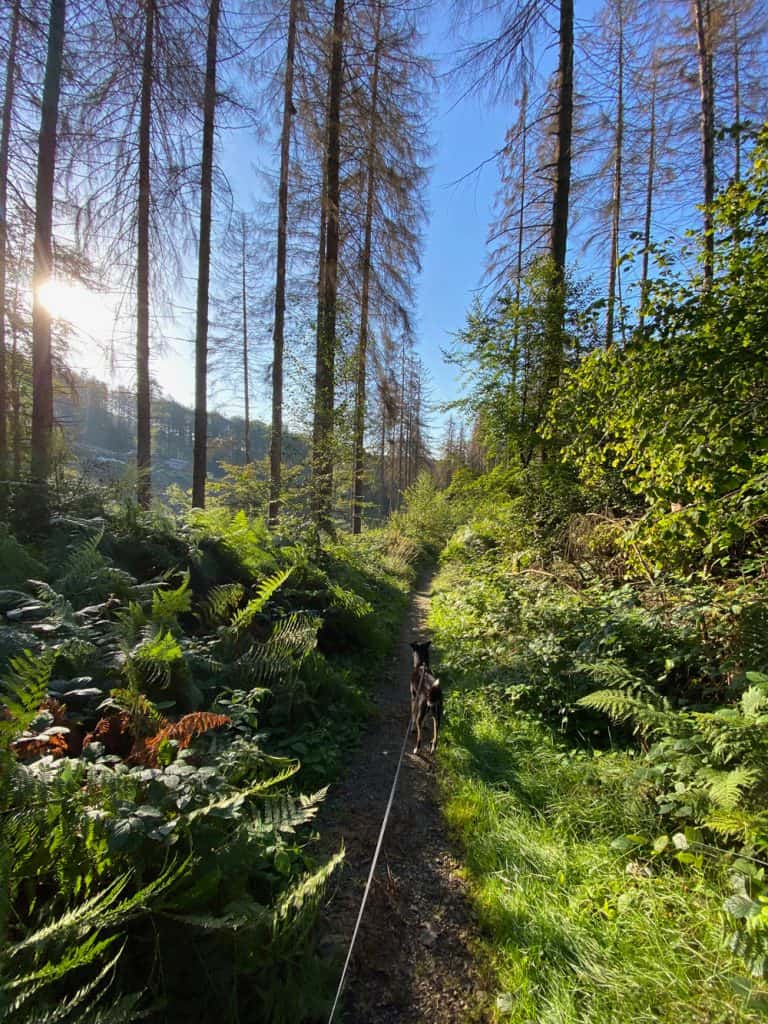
top-left (427, 677), bottom-right (441, 706)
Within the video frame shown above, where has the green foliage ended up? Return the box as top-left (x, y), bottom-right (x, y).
top-left (0, 527), bottom-right (45, 589)
top-left (550, 126), bottom-right (768, 573)
top-left (447, 258), bottom-right (599, 466)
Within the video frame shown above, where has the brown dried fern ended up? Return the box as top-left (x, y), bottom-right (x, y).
top-left (142, 712), bottom-right (231, 766)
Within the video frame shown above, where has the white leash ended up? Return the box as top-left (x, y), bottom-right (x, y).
top-left (327, 709), bottom-right (413, 1024)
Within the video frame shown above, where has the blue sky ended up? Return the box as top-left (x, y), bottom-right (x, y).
top-left (145, 7), bottom-right (514, 441)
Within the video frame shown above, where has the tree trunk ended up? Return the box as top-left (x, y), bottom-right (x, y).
top-left (731, 2), bottom-right (741, 185)
top-left (241, 216), bottom-right (251, 464)
top-left (639, 64), bottom-right (657, 330)
top-left (550, 0), bottom-right (573, 281)
top-left (693, 0), bottom-right (715, 286)
top-left (268, 0), bottom-right (298, 526)
top-left (10, 312), bottom-right (20, 480)
top-left (312, 0), bottom-right (345, 528)
top-left (30, 0), bottom-right (65, 496)
top-left (136, 0), bottom-right (154, 508)
top-left (606, 5), bottom-right (624, 349)
top-left (352, 2), bottom-right (381, 535)
top-left (0, 0), bottom-right (20, 508)
top-left (192, 0), bottom-right (221, 509)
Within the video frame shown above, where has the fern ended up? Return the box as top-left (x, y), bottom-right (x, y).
top-left (270, 849), bottom-right (343, 949)
top-left (0, 650), bottom-right (56, 746)
top-left (252, 787), bottom-right (329, 836)
top-left (701, 767), bottom-right (760, 811)
top-left (198, 583), bottom-right (244, 626)
top-left (183, 760), bottom-right (300, 825)
top-left (577, 688), bottom-right (672, 736)
top-left (143, 712), bottom-right (230, 765)
top-left (228, 567), bottom-right (293, 636)
top-left (150, 574), bottom-right (192, 630)
top-left (328, 582), bottom-right (372, 618)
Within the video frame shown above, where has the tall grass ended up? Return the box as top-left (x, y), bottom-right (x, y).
top-left (439, 688), bottom-right (767, 1022)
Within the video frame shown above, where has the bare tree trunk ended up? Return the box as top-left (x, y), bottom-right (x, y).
top-left (693, 0), bottom-right (715, 286)
top-left (0, 0), bottom-right (20, 508)
top-left (136, 0), bottom-right (154, 508)
top-left (312, 0), bottom-right (345, 528)
top-left (550, 0), bottom-right (573, 280)
top-left (639, 64), bottom-right (657, 330)
top-left (192, 0), bottom-right (221, 509)
top-left (606, 5), bottom-right (624, 349)
top-left (30, 0), bottom-right (65, 498)
top-left (352, 2), bottom-right (381, 535)
top-left (241, 216), bottom-right (251, 464)
top-left (732, 2), bottom-right (742, 185)
top-left (268, 0), bottom-right (298, 525)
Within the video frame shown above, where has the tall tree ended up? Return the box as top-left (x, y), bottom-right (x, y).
top-left (312, 0), bottom-right (345, 527)
top-left (693, 0), bottom-right (715, 285)
top-left (30, 0), bottom-right (65, 490)
top-left (268, 0), bottom-right (299, 526)
top-left (351, 0), bottom-right (382, 536)
top-left (0, 0), bottom-right (21, 502)
top-left (192, 0), bottom-right (222, 509)
top-left (136, 0), bottom-right (154, 508)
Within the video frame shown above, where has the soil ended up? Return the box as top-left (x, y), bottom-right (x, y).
top-left (312, 575), bottom-right (492, 1024)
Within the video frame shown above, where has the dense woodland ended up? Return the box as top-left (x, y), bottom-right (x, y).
top-left (3, 0), bottom-right (768, 1020)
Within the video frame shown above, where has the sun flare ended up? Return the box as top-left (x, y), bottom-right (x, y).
top-left (36, 279), bottom-right (113, 335)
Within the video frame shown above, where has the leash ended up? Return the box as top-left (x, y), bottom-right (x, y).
top-left (327, 708), bottom-right (414, 1024)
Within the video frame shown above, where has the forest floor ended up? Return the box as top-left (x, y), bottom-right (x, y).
top-left (313, 573), bottom-right (492, 1024)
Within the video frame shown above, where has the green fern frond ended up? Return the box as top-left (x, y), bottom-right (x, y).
top-left (253, 787), bottom-right (329, 836)
top-left (183, 763), bottom-right (300, 826)
top-left (265, 612), bottom-right (319, 665)
top-left (162, 903), bottom-right (269, 932)
top-left (228, 568), bottom-right (293, 636)
top-left (198, 583), bottom-right (245, 626)
top-left (271, 849), bottom-right (343, 945)
top-left (328, 583), bottom-right (372, 618)
top-left (741, 685), bottom-right (768, 719)
top-left (54, 531), bottom-right (107, 601)
top-left (702, 766), bottom-right (759, 810)
top-left (7, 877), bottom-right (131, 956)
top-left (0, 650), bottom-right (56, 741)
top-left (150, 574), bottom-right (192, 630)
top-left (577, 689), bottom-right (671, 735)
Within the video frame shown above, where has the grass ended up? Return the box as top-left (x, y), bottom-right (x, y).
top-left (438, 687), bottom-right (766, 1023)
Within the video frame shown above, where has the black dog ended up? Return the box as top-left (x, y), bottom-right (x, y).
top-left (409, 640), bottom-right (442, 755)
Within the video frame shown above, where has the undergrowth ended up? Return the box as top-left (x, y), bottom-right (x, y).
top-left (0, 491), bottom-right (427, 1022)
top-left (430, 467), bottom-right (768, 1022)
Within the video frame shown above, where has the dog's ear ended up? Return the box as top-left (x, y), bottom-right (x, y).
top-left (409, 641), bottom-right (418, 649)
top-left (425, 640), bottom-right (431, 649)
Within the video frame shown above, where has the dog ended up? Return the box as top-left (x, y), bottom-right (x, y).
top-left (409, 640), bottom-right (442, 755)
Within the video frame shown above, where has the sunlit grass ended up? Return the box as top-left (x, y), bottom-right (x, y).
top-left (439, 690), bottom-right (765, 1024)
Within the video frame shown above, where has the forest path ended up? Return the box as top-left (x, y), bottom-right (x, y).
top-left (313, 573), bottom-right (491, 1024)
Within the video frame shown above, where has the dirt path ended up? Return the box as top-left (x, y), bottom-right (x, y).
top-left (312, 575), bottom-right (491, 1024)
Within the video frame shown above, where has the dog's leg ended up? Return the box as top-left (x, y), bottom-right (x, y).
top-left (414, 703), bottom-right (427, 754)
top-left (429, 713), bottom-right (438, 754)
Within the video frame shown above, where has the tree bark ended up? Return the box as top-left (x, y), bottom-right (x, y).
top-left (550, 0), bottom-right (573, 280)
top-left (31, 0), bottom-right (66, 495)
top-left (0, 0), bottom-right (20, 507)
top-left (192, 0), bottom-right (221, 509)
top-left (268, 0), bottom-right (298, 526)
top-left (312, 0), bottom-right (345, 528)
top-left (352, 2), bottom-right (381, 535)
top-left (693, 0), bottom-right (715, 286)
top-left (606, 4), bottom-right (624, 349)
top-left (241, 216), bottom-right (251, 464)
top-left (136, 0), bottom-right (154, 508)
top-left (639, 64), bottom-right (657, 330)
